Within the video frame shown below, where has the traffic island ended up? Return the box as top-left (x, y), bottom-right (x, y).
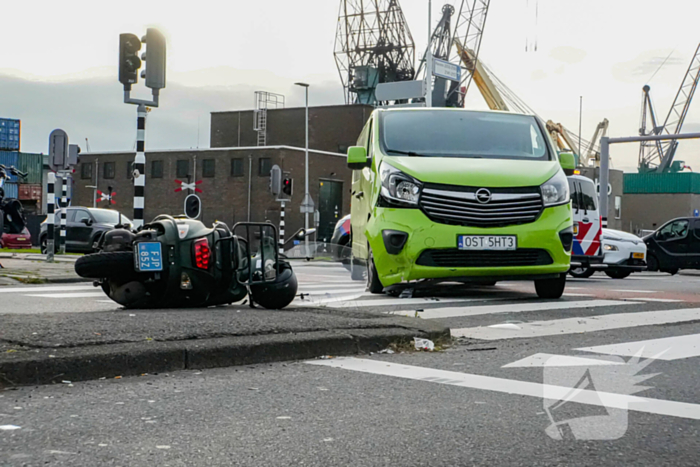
top-left (0, 306), bottom-right (450, 387)
top-left (0, 256), bottom-right (86, 284)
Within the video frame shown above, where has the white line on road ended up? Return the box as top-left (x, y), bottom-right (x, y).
top-left (325, 297), bottom-right (479, 309)
top-left (0, 285), bottom-right (94, 293)
top-left (627, 298), bottom-right (684, 303)
top-left (306, 357), bottom-right (700, 421)
top-left (562, 293), bottom-right (594, 297)
top-left (577, 333), bottom-right (700, 361)
top-left (503, 353), bottom-right (625, 368)
top-left (451, 308), bottom-right (700, 340)
top-left (24, 292), bottom-right (106, 299)
top-left (612, 289), bottom-right (657, 294)
top-left (389, 300), bottom-right (633, 320)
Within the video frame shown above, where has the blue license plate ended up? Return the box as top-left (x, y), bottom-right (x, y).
top-left (136, 242), bottom-right (163, 272)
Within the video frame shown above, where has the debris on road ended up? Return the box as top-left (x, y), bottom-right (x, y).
top-left (414, 338), bottom-right (435, 351)
top-left (0, 425), bottom-right (21, 430)
top-left (399, 288), bottom-right (414, 298)
top-left (377, 348), bottom-right (395, 354)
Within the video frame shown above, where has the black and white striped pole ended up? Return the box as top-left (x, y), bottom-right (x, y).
top-left (46, 173), bottom-right (56, 262)
top-left (279, 201), bottom-right (285, 254)
top-left (59, 173), bottom-right (68, 254)
top-left (133, 104), bottom-right (147, 229)
top-left (119, 28), bottom-right (166, 231)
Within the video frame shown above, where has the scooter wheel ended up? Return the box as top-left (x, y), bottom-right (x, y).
top-left (75, 252), bottom-right (136, 279)
top-left (249, 263), bottom-right (298, 309)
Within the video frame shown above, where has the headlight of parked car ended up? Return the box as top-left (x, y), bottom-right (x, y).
top-left (379, 162), bottom-right (422, 207)
top-left (540, 170), bottom-right (570, 207)
top-left (604, 244), bottom-right (619, 251)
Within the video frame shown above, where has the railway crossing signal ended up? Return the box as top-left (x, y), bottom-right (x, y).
top-left (174, 179), bottom-right (203, 193)
top-left (97, 188), bottom-right (116, 205)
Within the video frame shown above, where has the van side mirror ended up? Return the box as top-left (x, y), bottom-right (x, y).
top-left (347, 146), bottom-right (369, 170)
top-left (559, 152), bottom-right (576, 175)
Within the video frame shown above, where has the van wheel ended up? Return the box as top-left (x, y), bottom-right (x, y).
top-left (366, 247), bottom-right (384, 294)
top-left (605, 270), bottom-right (631, 279)
top-left (646, 255), bottom-right (659, 272)
top-left (535, 274), bottom-right (566, 299)
top-left (40, 236), bottom-right (48, 254)
top-left (569, 266), bottom-right (594, 278)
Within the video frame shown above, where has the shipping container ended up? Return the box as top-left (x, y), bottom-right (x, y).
top-left (17, 152), bottom-right (43, 184)
top-left (0, 118), bottom-right (20, 151)
top-left (0, 151), bottom-right (19, 182)
top-left (18, 184), bottom-right (42, 200)
top-left (1, 181), bottom-right (18, 199)
top-left (623, 172), bottom-right (700, 194)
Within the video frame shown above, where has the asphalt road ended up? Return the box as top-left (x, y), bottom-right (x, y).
top-left (3, 266), bottom-right (700, 465)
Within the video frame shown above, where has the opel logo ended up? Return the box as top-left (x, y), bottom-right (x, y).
top-left (476, 188), bottom-right (492, 204)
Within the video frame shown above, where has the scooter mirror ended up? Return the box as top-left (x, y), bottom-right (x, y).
top-left (296, 228), bottom-right (316, 240)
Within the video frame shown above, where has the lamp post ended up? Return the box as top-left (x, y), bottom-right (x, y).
top-left (295, 82), bottom-right (311, 257)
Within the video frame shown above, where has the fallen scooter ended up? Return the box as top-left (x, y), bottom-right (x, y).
top-left (75, 215), bottom-right (298, 309)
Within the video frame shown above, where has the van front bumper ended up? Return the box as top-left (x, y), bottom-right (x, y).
top-left (365, 205), bottom-right (572, 287)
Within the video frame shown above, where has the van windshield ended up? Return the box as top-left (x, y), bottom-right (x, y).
top-left (380, 111), bottom-right (551, 161)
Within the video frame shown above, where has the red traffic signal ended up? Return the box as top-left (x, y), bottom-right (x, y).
top-left (282, 177), bottom-right (293, 196)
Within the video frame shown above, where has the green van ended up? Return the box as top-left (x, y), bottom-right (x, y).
top-left (347, 108), bottom-right (575, 299)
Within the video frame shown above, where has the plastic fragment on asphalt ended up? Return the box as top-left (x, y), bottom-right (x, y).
top-left (114, 376), bottom-right (122, 379)
top-left (0, 425), bottom-right (20, 430)
top-left (156, 445), bottom-right (171, 450)
top-left (129, 314), bottom-right (136, 317)
top-left (377, 349), bottom-right (395, 354)
top-left (98, 444), bottom-right (108, 447)
top-left (414, 338), bottom-right (435, 351)
top-left (62, 380), bottom-right (71, 384)
top-left (276, 416), bottom-right (292, 420)
top-left (319, 355), bottom-right (334, 359)
top-left (399, 288), bottom-right (414, 298)
top-left (323, 438), bottom-right (334, 442)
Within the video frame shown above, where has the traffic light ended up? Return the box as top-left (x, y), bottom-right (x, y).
top-left (269, 165), bottom-right (281, 196)
top-left (282, 177), bottom-right (293, 196)
top-left (140, 28), bottom-right (167, 90)
top-left (119, 33), bottom-right (142, 89)
top-left (184, 194), bottom-right (201, 219)
top-left (68, 144), bottom-right (80, 167)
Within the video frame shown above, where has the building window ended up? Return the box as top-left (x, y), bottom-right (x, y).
top-left (202, 159), bottom-right (216, 178)
top-left (151, 160), bottom-right (163, 179)
top-left (258, 157), bottom-right (271, 177)
top-left (81, 163), bottom-right (93, 180)
top-left (176, 159), bottom-right (189, 179)
top-left (126, 161), bottom-right (133, 180)
top-left (231, 158), bottom-right (244, 177)
top-left (103, 162), bottom-right (115, 179)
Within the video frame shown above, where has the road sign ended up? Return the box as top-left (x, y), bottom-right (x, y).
top-left (184, 194), bottom-right (201, 219)
top-left (300, 193), bottom-right (315, 214)
top-left (49, 129), bottom-right (69, 172)
top-left (433, 58), bottom-right (461, 82)
top-left (694, 209), bottom-right (699, 218)
top-left (174, 179), bottom-right (203, 193)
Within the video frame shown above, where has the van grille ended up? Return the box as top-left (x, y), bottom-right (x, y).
top-left (416, 249), bottom-right (553, 268)
top-left (419, 184), bottom-right (544, 228)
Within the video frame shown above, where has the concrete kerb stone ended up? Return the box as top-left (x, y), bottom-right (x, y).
top-left (0, 326), bottom-right (450, 388)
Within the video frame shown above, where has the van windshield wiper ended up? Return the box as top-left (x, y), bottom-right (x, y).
top-left (386, 149), bottom-right (432, 157)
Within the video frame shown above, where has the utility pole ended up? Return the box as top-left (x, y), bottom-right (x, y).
top-left (425, 0), bottom-right (433, 108)
top-left (295, 82), bottom-right (312, 257)
top-left (578, 96), bottom-right (583, 158)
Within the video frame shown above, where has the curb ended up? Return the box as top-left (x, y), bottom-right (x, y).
top-left (0, 275), bottom-right (90, 285)
top-left (0, 326), bottom-right (450, 387)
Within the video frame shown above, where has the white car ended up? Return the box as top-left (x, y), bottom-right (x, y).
top-left (600, 228), bottom-right (647, 279)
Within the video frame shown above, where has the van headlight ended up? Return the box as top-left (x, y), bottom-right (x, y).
top-left (540, 170), bottom-right (570, 207)
top-left (379, 163), bottom-right (422, 207)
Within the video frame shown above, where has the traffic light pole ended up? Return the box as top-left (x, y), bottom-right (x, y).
top-left (59, 173), bottom-right (68, 254)
top-left (279, 201), bottom-right (285, 255)
top-left (46, 173), bottom-right (55, 262)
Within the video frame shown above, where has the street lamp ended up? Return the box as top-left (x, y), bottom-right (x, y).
top-left (295, 82), bottom-right (311, 258)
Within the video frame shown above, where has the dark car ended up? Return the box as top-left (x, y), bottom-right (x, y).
top-left (643, 217), bottom-right (700, 274)
top-left (40, 207), bottom-right (132, 254)
top-left (330, 214), bottom-right (351, 262)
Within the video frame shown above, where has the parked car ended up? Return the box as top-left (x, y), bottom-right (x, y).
top-left (0, 227), bottom-right (32, 249)
top-left (643, 217), bottom-right (700, 274)
top-left (330, 214), bottom-right (351, 262)
top-left (567, 175), bottom-right (603, 278)
top-left (600, 228), bottom-right (647, 279)
top-left (347, 108), bottom-right (574, 299)
top-left (39, 207), bottom-right (132, 254)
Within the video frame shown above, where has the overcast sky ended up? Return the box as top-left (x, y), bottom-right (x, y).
top-left (1, 0), bottom-right (699, 172)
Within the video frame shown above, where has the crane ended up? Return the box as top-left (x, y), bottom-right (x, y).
top-left (416, 5), bottom-right (460, 107)
top-left (334, 0), bottom-right (416, 105)
top-left (638, 43), bottom-right (700, 173)
top-left (581, 119), bottom-right (609, 167)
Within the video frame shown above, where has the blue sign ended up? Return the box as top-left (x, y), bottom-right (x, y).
top-left (694, 209), bottom-right (699, 218)
top-left (136, 242), bottom-right (163, 271)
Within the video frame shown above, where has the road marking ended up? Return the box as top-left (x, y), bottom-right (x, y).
top-left (577, 333), bottom-right (700, 361)
top-left (298, 284), bottom-right (367, 291)
top-left (388, 300), bottom-right (633, 320)
top-left (612, 289), bottom-right (656, 294)
top-left (451, 308), bottom-right (700, 340)
top-left (627, 298), bottom-right (684, 303)
top-left (562, 293), bottom-right (594, 297)
top-left (0, 285), bottom-right (94, 293)
top-left (325, 297), bottom-right (478, 309)
top-left (503, 353), bottom-right (625, 368)
top-left (25, 292), bottom-right (106, 299)
top-left (306, 357), bottom-right (700, 421)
